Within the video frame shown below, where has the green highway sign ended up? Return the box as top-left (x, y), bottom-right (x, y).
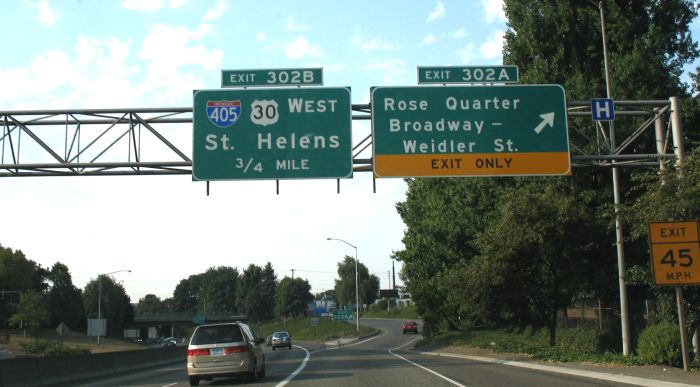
top-left (193, 87), bottom-right (352, 181)
top-left (418, 65), bottom-right (519, 84)
top-left (332, 309), bottom-right (353, 321)
top-left (371, 85), bottom-right (570, 177)
top-left (222, 68), bottom-right (323, 87)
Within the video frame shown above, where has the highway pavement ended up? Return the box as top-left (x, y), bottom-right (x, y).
top-left (78, 318), bottom-right (699, 387)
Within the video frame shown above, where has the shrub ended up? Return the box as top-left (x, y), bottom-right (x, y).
top-left (19, 340), bottom-right (90, 356)
top-left (636, 323), bottom-right (682, 367)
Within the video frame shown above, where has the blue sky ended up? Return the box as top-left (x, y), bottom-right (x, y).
top-left (1, 0), bottom-right (698, 302)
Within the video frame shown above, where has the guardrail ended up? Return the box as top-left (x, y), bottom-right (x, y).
top-left (0, 346), bottom-right (185, 387)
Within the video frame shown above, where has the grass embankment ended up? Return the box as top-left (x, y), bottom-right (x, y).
top-left (2, 330), bottom-right (142, 356)
top-left (419, 327), bottom-right (698, 367)
top-left (362, 304), bottom-right (419, 319)
top-left (255, 317), bottom-right (376, 341)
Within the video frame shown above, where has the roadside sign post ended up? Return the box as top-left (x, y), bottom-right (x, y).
top-left (371, 85), bottom-right (570, 177)
top-left (648, 220), bottom-right (700, 372)
top-left (193, 87), bottom-right (352, 181)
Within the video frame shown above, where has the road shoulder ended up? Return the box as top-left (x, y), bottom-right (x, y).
top-left (411, 342), bottom-right (699, 387)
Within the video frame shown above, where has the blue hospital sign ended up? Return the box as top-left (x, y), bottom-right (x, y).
top-left (591, 98), bottom-right (615, 121)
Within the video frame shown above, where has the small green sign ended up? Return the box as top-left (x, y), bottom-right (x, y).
top-left (332, 309), bottom-right (353, 321)
top-left (418, 65), bottom-right (519, 84)
top-left (222, 68), bottom-right (323, 87)
top-left (193, 87), bottom-right (352, 181)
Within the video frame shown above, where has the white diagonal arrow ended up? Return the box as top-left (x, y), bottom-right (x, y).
top-left (533, 112), bottom-right (555, 134)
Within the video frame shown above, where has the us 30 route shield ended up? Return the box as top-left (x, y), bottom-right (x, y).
top-left (371, 85), bottom-right (570, 177)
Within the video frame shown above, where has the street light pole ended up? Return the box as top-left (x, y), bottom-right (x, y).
top-left (97, 269), bottom-right (131, 345)
top-left (327, 237), bottom-right (360, 333)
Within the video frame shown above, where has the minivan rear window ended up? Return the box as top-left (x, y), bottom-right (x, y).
top-left (191, 325), bottom-right (244, 345)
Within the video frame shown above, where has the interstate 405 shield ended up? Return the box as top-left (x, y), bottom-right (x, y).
top-left (193, 87), bottom-right (352, 181)
top-left (371, 85), bottom-right (571, 177)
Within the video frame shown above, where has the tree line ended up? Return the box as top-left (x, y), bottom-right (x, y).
top-left (393, 0), bottom-right (700, 350)
top-left (0, 246), bottom-right (380, 338)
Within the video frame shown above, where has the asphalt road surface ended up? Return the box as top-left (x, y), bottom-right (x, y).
top-left (81, 318), bottom-right (634, 387)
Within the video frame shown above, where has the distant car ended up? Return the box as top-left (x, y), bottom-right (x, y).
top-left (402, 321), bottom-right (418, 335)
top-left (160, 336), bottom-right (177, 347)
top-left (266, 335), bottom-right (273, 346)
top-left (186, 322), bottom-right (265, 386)
top-left (271, 331), bottom-right (292, 350)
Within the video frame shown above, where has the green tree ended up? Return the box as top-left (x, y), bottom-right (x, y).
top-left (136, 294), bottom-right (166, 316)
top-left (47, 262), bottom-right (85, 329)
top-left (9, 290), bottom-right (50, 339)
top-left (275, 277), bottom-right (312, 319)
top-left (200, 266), bottom-right (239, 315)
top-left (471, 181), bottom-right (597, 345)
top-left (393, 178), bottom-right (507, 333)
top-left (172, 274), bottom-right (203, 313)
top-left (0, 245), bottom-right (48, 328)
top-left (236, 262), bottom-right (275, 322)
top-left (333, 256), bottom-right (379, 308)
top-left (83, 275), bottom-right (133, 337)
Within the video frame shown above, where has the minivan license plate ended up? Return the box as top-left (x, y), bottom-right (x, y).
top-left (210, 348), bottom-right (224, 356)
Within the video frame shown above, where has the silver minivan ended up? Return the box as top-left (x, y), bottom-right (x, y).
top-left (186, 322), bottom-right (265, 386)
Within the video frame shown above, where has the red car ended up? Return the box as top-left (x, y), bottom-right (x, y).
top-left (402, 321), bottom-right (418, 335)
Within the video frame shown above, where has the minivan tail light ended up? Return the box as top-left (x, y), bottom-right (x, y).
top-left (224, 345), bottom-right (250, 354)
top-left (187, 348), bottom-right (210, 356)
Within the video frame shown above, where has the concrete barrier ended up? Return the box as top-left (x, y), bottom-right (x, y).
top-left (36, 356), bottom-right (70, 386)
top-left (65, 354), bottom-right (95, 382)
top-left (0, 346), bottom-right (187, 386)
top-left (0, 357), bottom-right (40, 387)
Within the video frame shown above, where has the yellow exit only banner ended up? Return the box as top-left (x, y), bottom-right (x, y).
top-left (374, 152), bottom-right (571, 177)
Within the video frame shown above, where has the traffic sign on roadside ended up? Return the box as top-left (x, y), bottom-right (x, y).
top-left (222, 68), bottom-right (323, 87)
top-left (193, 87), bottom-right (353, 181)
top-left (332, 309), bottom-right (353, 321)
top-left (591, 98), bottom-right (615, 121)
top-left (648, 220), bottom-right (700, 286)
top-left (371, 85), bottom-right (570, 177)
top-left (418, 65), bottom-right (519, 84)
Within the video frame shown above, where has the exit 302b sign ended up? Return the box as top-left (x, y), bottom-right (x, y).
top-left (648, 220), bottom-right (700, 286)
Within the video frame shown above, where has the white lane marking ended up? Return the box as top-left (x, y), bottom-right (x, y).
top-left (275, 345), bottom-right (310, 387)
top-left (276, 330), bottom-right (387, 385)
top-left (412, 351), bottom-right (700, 387)
top-left (309, 330), bottom-right (387, 354)
top-left (389, 338), bottom-right (467, 387)
top-left (160, 384), bottom-right (178, 387)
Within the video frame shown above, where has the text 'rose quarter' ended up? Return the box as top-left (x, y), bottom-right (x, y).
top-left (371, 85), bottom-right (571, 177)
top-left (193, 87), bottom-right (352, 181)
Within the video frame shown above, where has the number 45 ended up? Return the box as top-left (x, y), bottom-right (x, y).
top-left (660, 249), bottom-right (693, 267)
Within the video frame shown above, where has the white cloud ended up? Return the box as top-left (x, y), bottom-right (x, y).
top-left (285, 36), bottom-right (322, 59)
top-left (421, 33), bottom-right (437, 45)
top-left (138, 23), bottom-right (223, 103)
top-left (481, 0), bottom-right (506, 23)
top-left (451, 28), bottom-right (466, 38)
top-left (426, 1), bottom-right (445, 23)
top-left (456, 43), bottom-right (476, 64)
top-left (257, 32), bottom-right (266, 41)
top-left (169, 0), bottom-right (187, 7)
top-left (479, 30), bottom-right (504, 60)
top-left (365, 58), bottom-right (409, 85)
top-left (204, 0), bottom-right (227, 21)
top-left (359, 38), bottom-right (397, 51)
top-left (286, 17), bottom-right (309, 32)
top-left (37, 0), bottom-right (57, 27)
top-left (120, 0), bottom-right (163, 10)
top-left (351, 27), bottom-right (397, 51)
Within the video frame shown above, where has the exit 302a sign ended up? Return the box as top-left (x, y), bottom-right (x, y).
top-left (648, 221), bottom-right (700, 286)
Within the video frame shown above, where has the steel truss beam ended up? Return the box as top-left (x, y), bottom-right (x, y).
top-left (0, 100), bottom-right (677, 177)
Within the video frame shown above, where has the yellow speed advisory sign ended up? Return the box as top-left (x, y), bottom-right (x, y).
top-left (648, 220), bottom-right (700, 286)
